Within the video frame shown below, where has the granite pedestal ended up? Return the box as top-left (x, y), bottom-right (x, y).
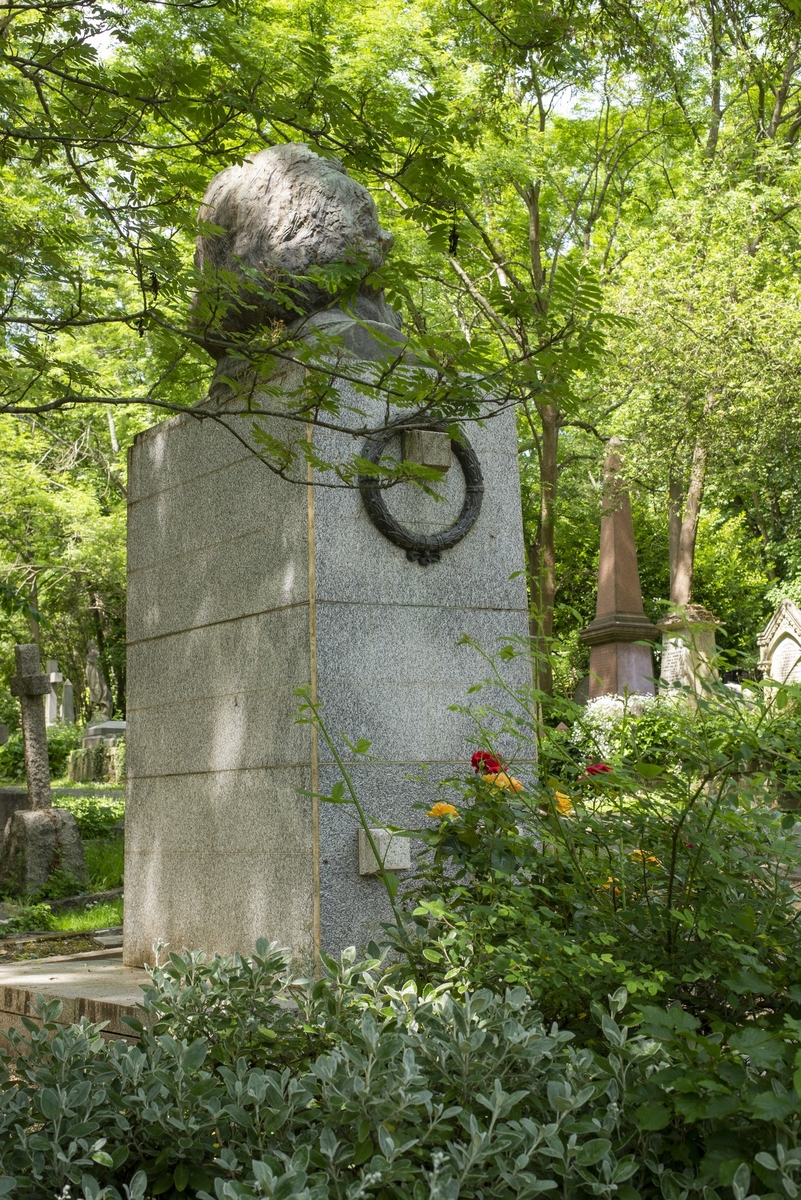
top-left (124, 382), bottom-right (530, 967)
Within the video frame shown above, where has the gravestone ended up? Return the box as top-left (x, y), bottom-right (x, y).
top-left (60, 680), bottom-right (75, 724)
top-left (579, 439), bottom-right (659, 697)
top-left (44, 659), bottom-right (63, 726)
top-left (757, 599), bottom-right (801, 684)
top-left (0, 788), bottom-right (30, 835)
top-left (123, 144), bottom-right (530, 968)
top-left (0, 644), bottom-right (86, 894)
top-left (657, 604), bottom-right (721, 693)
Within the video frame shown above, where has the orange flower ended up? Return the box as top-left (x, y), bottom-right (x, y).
top-left (630, 849), bottom-right (661, 864)
top-left (554, 791), bottom-right (573, 815)
top-left (427, 802), bottom-right (458, 819)
top-left (603, 876), bottom-right (621, 895)
top-left (483, 772), bottom-right (524, 792)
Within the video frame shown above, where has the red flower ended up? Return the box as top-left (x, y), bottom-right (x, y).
top-left (472, 750), bottom-right (502, 774)
top-left (578, 762), bottom-right (613, 782)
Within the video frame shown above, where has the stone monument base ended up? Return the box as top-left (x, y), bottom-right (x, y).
top-left (581, 613), bottom-right (660, 698)
top-left (124, 388), bottom-right (530, 966)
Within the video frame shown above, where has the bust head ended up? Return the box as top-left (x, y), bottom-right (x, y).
top-left (194, 143), bottom-right (399, 356)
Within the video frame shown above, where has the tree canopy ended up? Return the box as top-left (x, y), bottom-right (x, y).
top-left (2, 0), bottom-right (801, 719)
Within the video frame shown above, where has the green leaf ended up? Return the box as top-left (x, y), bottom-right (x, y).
top-left (125, 1174), bottom-right (148, 1200)
top-left (576, 1138), bottom-right (611, 1166)
top-left (182, 1038), bottom-right (208, 1072)
top-left (174, 1163), bottom-right (190, 1192)
top-left (354, 1138), bottom-right (373, 1165)
top-left (39, 1087), bottom-right (60, 1121)
top-left (636, 1103), bottom-right (671, 1130)
top-left (751, 1090), bottom-right (798, 1120)
top-left (634, 762), bottom-right (664, 779)
top-left (732, 1163), bottom-right (751, 1200)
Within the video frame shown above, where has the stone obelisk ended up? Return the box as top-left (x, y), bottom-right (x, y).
top-left (580, 439), bottom-right (658, 698)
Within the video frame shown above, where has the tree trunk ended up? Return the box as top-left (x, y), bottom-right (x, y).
top-left (26, 566), bottom-right (40, 645)
top-left (670, 442), bottom-right (707, 605)
top-left (668, 477), bottom-right (682, 597)
top-left (531, 401), bottom-right (558, 695)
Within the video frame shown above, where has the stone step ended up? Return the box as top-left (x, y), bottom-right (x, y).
top-left (93, 929), bottom-right (124, 949)
top-left (0, 948), bottom-right (147, 1045)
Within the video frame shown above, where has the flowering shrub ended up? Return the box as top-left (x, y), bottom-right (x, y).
top-left (569, 693), bottom-right (660, 762)
top-left (389, 666), bottom-right (801, 1040)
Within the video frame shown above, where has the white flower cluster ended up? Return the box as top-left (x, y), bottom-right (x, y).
top-left (570, 693), bottom-right (660, 761)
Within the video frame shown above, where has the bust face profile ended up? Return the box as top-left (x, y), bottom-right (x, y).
top-left (194, 143), bottom-right (400, 356)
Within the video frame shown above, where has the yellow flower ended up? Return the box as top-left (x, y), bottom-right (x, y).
top-left (555, 791), bottom-right (573, 815)
top-left (483, 772), bottom-right (525, 792)
top-left (427, 802), bottom-right (458, 819)
top-left (630, 849), bottom-right (661, 864)
top-left (603, 876), bottom-right (621, 896)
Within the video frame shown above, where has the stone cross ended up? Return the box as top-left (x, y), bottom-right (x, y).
top-left (44, 658), bottom-right (63, 726)
top-left (9, 643), bottom-right (52, 810)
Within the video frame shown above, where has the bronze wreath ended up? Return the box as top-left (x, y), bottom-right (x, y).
top-left (358, 421), bottom-right (484, 565)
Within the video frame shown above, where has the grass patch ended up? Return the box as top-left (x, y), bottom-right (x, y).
top-left (84, 836), bottom-right (124, 890)
top-left (50, 898), bottom-right (123, 933)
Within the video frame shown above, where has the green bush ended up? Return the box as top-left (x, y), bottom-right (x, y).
top-left (0, 902), bottom-right (54, 934)
top-left (53, 793), bottom-right (125, 839)
top-left (5, 941), bottom-right (801, 1200)
top-left (0, 723), bottom-right (84, 783)
top-left (395, 673), bottom-right (801, 1036)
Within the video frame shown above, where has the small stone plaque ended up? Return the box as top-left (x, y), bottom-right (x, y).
top-left (358, 828), bottom-right (411, 875)
top-left (402, 430), bottom-right (451, 471)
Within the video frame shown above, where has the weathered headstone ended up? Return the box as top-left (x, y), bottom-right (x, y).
top-left (0, 787), bottom-right (30, 832)
top-left (579, 440), bottom-right (659, 697)
top-left (657, 604), bottom-right (721, 693)
top-left (123, 144), bottom-right (530, 968)
top-left (757, 598), bottom-right (801, 684)
top-left (0, 644), bottom-right (87, 895)
top-left (44, 659), bottom-right (63, 726)
top-left (0, 807), bottom-right (86, 896)
top-left (60, 679), bottom-right (75, 724)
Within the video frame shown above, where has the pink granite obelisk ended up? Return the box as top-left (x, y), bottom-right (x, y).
top-left (580, 439), bottom-right (659, 698)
